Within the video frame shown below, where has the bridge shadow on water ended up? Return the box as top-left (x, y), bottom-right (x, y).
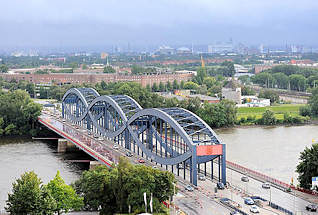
top-left (43, 139), bottom-right (94, 172)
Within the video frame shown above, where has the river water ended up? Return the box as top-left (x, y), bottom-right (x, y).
top-left (0, 125), bottom-right (317, 210)
top-left (0, 139), bottom-right (86, 210)
top-left (216, 124), bottom-right (318, 184)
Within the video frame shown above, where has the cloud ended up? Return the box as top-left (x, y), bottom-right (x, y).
top-left (0, 0), bottom-right (318, 48)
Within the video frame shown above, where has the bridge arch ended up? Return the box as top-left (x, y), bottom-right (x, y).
top-left (62, 88), bottom-right (226, 185)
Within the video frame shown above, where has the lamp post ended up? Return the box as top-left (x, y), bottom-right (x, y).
top-left (231, 169), bottom-right (233, 201)
top-left (269, 184), bottom-right (272, 206)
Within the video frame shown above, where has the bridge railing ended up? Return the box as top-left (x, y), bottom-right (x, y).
top-left (227, 160), bottom-right (318, 197)
top-left (227, 160), bottom-right (291, 188)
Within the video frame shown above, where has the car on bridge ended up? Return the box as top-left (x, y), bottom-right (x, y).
top-left (217, 182), bottom-right (225, 190)
top-left (230, 211), bottom-right (240, 215)
top-left (306, 204), bottom-right (318, 212)
top-left (198, 175), bottom-right (206, 181)
top-left (262, 182), bottom-right (270, 189)
top-left (138, 159), bottom-right (145, 163)
top-left (185, 185), bottom-right (194, 192)
top-left (250, 205), bottom-right (260, 213)
top-left (241, 176), bottom-right (249, 182)
top-left (113, 145), bottom-right (119, 150)
top-left (244, 197), bottom-right (254, 205)
top-left (126, 151), bottom-right (133, 157)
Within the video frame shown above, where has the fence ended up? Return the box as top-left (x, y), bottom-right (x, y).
top-left (227, 160), bottom-right (318, 198)
top-left (269, 202), bottom-right (294, 215)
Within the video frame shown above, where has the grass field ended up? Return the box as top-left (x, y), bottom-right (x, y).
top-left (237, 104), bottom-right (305, 120)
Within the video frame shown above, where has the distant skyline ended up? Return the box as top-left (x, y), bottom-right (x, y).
top-left (1, 0), bottom-right (318, 50)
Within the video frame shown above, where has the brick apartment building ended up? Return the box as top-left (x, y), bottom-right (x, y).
top-left (0, 73), bottom-right (193, 87)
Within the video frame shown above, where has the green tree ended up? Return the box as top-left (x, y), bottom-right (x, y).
top-left (74, 157), bottom-right (173, 214)
top-left (6, 171), bottom-right (55, 214)
top-left (173, 80), bottom-right (179, 90)
top-left (184, 81), bottom-right (199, 90)
top-left (103, 66), bottom-right (116, 73)
top-left (47, 171), bottom-right (83, 215)
top-left (197, 100), bottom-right (237, 128)
top-left (259, 110), bottom-right (277, 125)
top-left (241, 86), bottom-right (255, 96)
top-left (289, 74), bottom-right (306, 91)
top-left (251, 72), bottom-right (275, 88)
top-left (309, 87), bottom-right (318, 116)
top-left (221, 61), bottom-right (235, 77)
top-left (146, 84), bottom-right (151, 92)
top-left (238, 75), bottom-right (251, 85)
top-left (0, 64), bottom-right (9, 73)
top-left (159, 82), bottom-right (165, 92)
top-left (166, 81), bottom-right (172, 91)
top-left (26, 83), bottom-right (35, 98)
top-left (131, 64), bottom-right (144, 75)
top-left (73, 166), bottom-right (116, 213)
top-left (296, 143), bottom-right (318, 190)
top-left (109, 157), bottom-right (131, 213)
top-left (272, 72), bottom-right (289, 89)
top-left (259, 89), bottom-right (279, 103)
top-left (194, 67), bottom-right (207, 84)
top-left (180, 97), bottom-right (201, 114)
top-left (180, 80), bottom-right (185, 89)
top-left (203, 77), bottom-right (216, 89)
top-left (152, 83), bottom-right (158, 92)
top-left (0, 117), bottom-right (4, 135)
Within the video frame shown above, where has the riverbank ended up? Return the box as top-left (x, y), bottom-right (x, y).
top-left (237, 104), bottom-right (305, 121)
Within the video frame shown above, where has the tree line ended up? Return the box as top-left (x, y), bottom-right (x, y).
top-left (0, 77), bottom-right (237, 129)
top-left (251, 65), bottom-right (318, 92)
top-left (0, 90), bottom-right (41, 136)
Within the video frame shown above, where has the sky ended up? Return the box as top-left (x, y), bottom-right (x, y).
top-left (1, 0), bottom-right (318, 50)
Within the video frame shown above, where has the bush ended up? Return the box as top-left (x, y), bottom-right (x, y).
top-left (239, 117), bottom-right (246, 124)
top-left (299, 105), bottom-right (311, 117)
top-left (283, 113), bottom-right (293, 124)
top-left (258, 110), bottom-right (277, 125)
top-left (246, 115), bottom-right (256, 122)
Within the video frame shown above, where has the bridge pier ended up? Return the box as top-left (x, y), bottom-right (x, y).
top-left (57, 139), bottom-right (77, 153)
top-left (89, 161), bottom-right (101, 170)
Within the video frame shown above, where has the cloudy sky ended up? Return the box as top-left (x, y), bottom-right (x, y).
top-left (1, 0), bottom-right (318, 49)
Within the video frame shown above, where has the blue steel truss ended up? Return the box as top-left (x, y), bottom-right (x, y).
top-left (62, 88), bottom-right (226, 186)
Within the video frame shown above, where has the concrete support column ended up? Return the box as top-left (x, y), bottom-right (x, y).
top-left (192, 145), bottom-right (198, 186)
top-left (57, 139), bottom-right (68, 153)
top-left (57, 139), bottom-right (76, 153)
top-left (89, 161), bottom-right (101, 170)
top-left (221, 144), bottom-right (227, 185)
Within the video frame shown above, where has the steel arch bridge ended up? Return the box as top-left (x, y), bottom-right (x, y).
top-left (62, 88), bottom-right (226, 186)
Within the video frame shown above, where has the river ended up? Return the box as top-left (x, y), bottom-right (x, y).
top-left (216, 124), bottom-right (318, 184)
top-left (0, 125), bottom-right (317, 210)
top-left (0, 139), bottom-right (87, 210)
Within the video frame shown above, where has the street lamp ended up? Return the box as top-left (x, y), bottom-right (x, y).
top-left (230, 169), bottom-right (233, 201)
top-left (268, 183), bottom-right (272, 206)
